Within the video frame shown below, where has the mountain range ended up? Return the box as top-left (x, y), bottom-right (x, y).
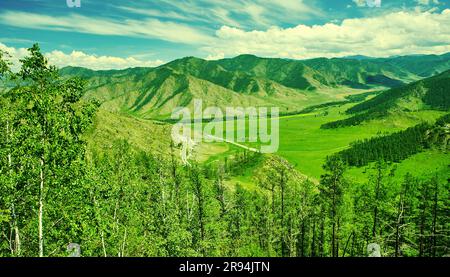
top-left (60, 52), bottom-right (450, 119)
top-left (321, 69), bottom-right (450, 129)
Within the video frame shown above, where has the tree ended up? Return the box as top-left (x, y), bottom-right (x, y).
top-left (0, 44), bottom-right (97, 256)
top-left (320, 156), bottom-right (346, 257)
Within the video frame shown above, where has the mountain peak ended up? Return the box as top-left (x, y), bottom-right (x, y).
top-left (231, 54), bottom-right (260, 60)
top-left (343, 55), bottom-right (375, 60)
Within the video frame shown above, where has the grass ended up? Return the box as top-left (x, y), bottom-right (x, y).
top-left (87, 99), bottom-right (448, 190)
top-left (275, 106), bottom-right (445, 179)
top-left (198, 102), bottom-right (447, 184)
top-left (85, 108), bottom-right (172, 156)
top-left (347, 150), bottom-right (449, 184)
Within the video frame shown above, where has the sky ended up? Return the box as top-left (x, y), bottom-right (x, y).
top-left (0, 0), bottom-right (449, 70)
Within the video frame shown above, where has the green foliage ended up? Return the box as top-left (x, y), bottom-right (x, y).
top-left (335, 114), bottom-right (449, 167)
top-left (321, 110), bottom-right (386, 129)
top-left (336, 123), bottom-right (430, 166)
top-left (1, 45), bottom-right (449, 258)
top-left (59, 53), bottom-right (450, 119)
top-left (322, 70), bottom-right (450, 129)
top-left (0, 44), bottom-right (98, 256)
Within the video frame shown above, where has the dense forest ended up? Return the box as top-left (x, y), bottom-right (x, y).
top-left (0, 46), bottom-right (449, 257)
top-left (321, 70), bottom-right (450, 129)
top-left (320, 110), bottom-right (386, 129)
top-left (336, 118), bottom-right (449, 167)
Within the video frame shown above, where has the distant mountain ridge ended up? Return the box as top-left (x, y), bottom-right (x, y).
top-left (321, 69), bottom-right (450, 129)
top-left (60, 52), bottom-right (450, 119)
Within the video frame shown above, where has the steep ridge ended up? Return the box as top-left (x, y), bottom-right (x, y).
top-left (60, 53), bottom-right (450, 119)
top-left (321, 70), bottom-right (450, 129)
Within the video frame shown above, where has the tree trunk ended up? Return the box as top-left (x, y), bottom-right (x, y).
top-left (6, 120), bottom-right (11, 167)
top-left (300, 220), bottom-right (305, 257)
top-left (336, 217), bottom-right (340, 257)
top-left (373, 165), bottom-right (382, 238)
top-left (38, 157), bottom-right (44, 257)
top-left (11, 204), bottom-right (21, 256)
top-left (419, 185), bottom-right (428, 257)
top-left (280, 170), bottom-right (286, 257)
top-left (331, 194), bottom-right (336, 257)
top-left (319, 218), bottom-right (324, 257)
top-left (311, 219), bottom-right (316, 257)
top-left (6, 120), bottom-right (21, 256)
top-left (431, 179), bottom-right (438, 257)
top-left (169, 140), bottom-right (180, 199)
top-left (192, 170), bottom-right (205, 254)
top-left (395, 192), bottom-right (404, 257)
top-left (342, 231), bottom-right (353, 257)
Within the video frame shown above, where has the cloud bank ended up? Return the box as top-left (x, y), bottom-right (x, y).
top-left (1, 7), bottom-right (449, 68)
top-left (0, 11), bottom-right (210, 44)
top-left (0, 43), bottom-right (164, 71)
top-left (204, 9), bottom-right (450, 60)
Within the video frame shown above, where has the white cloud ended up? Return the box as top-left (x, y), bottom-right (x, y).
top-left (0, 43), bottom-right (164, 71)
top-left (0, 43), bottom-right (31, 71)
top-left (202, 9), bottom-right (450, 60)
top-left (118, 0), bottom-right (322, 29)
top-left (352, 0), bottom-right (383, 8)
top-left (117, 5), bottom-right (242, 28)
top-left (205, 52), bottom-right (225, 60)
top-left (46, 50), bottom-right (164, 70)
top-left (0, 11), bottom-right (211, 44)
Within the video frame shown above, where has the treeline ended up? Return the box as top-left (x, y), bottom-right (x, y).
top-left (321, 89), bottom-right (393, 129)
top-left (279, 100), bottom-right (348, 117)
top-left (321, 70), bottom-right (450, 129)
top-left (337, 123), bottom-right (429, 166)
top-left (342, 162), bottom-right (449, 257)
top-left (320, 110), bottom-right (386, 129)
top-left (422, 72), bottom-right (450, 110)
top-left (280, 90), bottom-right (380, 118)
top-left (344, 90), bottom-right (380, 102)
top-left (0, 45), bottom-right (448, 257)
top-left (335, 115), bottom-right (449, 167)
top-left (319, 91), bottom-right (387, 129)
top-left (0, 45), bottom-right (98, 257)
top-left (345, 86), bottom-right (407, 115)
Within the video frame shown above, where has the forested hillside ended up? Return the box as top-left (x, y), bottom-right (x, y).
top-left (336, 114), bottom-right (449, 166)
top-left (1, 45), bottom-right (449, 258)
top-left (376, 53), bottom-right (450, 77)
top-left (321, 70), bottom-right (450, 129)
top-left (60, 53), bottom-right (450, 119)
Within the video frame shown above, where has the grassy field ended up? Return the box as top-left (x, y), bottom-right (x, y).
top-left (197, 102), bottom-right (447, 185)
top-left (87, 100), bottom-right (448, 189)
top-left (85, 108), bottom-right (172, 156)
top-left (276, 106), bottom-right (445, 180)
top-left (347, 150), bottom-right (449, 184)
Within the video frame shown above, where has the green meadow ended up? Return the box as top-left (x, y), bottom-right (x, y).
top-left (2, 45), bottom-right (448, 258)
top-left (195, 102), bottom-right (447, 186)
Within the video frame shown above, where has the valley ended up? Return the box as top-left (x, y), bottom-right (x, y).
top-left (2, 47), bottom-right (449, 257)
top-left (76, 53), bottom-right (449, 195)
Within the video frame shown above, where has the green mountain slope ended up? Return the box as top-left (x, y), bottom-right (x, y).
top-left (347, 69), bottom-right (450, 113)
top-left (322, 70), bottom-right (450, 129)
top-left (216, 54), bottom-right (419, 89)
top-left (377, 53), bottom-right (450, 77)
top-left (344, 53), bottom-right (450, 78)
top-left (301, 57), bottom-right (415, 88)
top-left (85, 108), bottom-right (172, 155)
top-left (60, 53), bottom-right (450, 119)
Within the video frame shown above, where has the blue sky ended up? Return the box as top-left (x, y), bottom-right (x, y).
top-left (0, 0), bottom-right (449, 69)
